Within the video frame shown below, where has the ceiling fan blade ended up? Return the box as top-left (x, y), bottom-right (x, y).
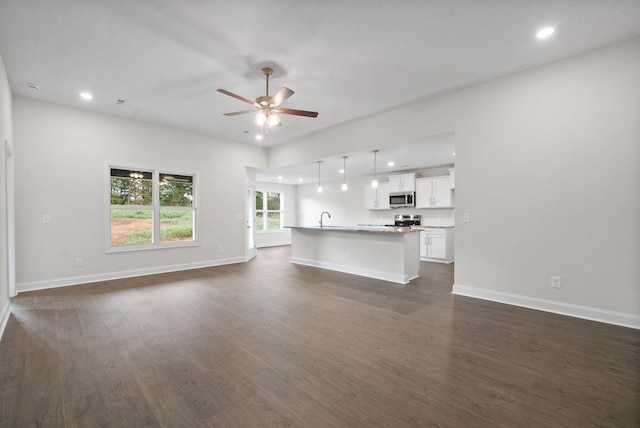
top-left (270, 87), bottom-right (294, 107)
top-left (223, 109), bottom-right (256, 116)
top-left (217, 89), bottom-right (259, 107)
top-left (277, 107), bottom-right (319, 118)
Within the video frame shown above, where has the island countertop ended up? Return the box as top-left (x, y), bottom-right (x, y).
top-left (285, 225), bottom-right (420, 234)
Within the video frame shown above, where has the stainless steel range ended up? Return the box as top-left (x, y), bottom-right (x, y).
top-left (388, 214), bottom-right (421, 227)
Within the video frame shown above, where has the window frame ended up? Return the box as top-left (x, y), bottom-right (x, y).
top-left (255, 189), bottom-right (284, 233)
top-left (106, 163), bottom-right (199, 252)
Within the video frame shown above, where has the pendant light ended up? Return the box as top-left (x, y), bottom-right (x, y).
top-left (341, 156), bottom-right (348, 191)
top-left (371, 150), bottom-right (379, 189)
top-left (317, 161), bottom-right (323, 193)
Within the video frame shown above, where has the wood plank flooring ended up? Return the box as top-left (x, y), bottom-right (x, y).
top-left (1, 245), bottom-right (639, 427)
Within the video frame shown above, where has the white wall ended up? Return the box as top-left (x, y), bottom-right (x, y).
top-left (13, 97), bottom-right (267, 291)
top-left (254, 181), bottom-right (297, 247)
top-left (0, 51), bottom-right (12, 337)
top-left (269, 38), bottom-right (640, 328)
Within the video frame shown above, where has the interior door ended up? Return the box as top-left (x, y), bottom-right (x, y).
top-left (245, 182), bottom-right (257, 260)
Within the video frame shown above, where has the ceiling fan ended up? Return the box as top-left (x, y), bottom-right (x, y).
top-left (217, 67), bottom-right (318, 134)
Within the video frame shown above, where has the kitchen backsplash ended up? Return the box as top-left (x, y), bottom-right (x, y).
top-left (420, 217), bottom-right (455, 227)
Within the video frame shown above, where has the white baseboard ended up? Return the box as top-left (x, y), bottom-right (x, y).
top-left (0, 301), bottom-right (10, 341)
top-left (291, 257), bottom-right (414, 285)
top-left (16, 256), bottom-right (246, 294)
top-left (452, 283), bottom-right (640, 330)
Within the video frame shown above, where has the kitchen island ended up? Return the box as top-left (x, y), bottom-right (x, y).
top-left (287, 226), bottom-right (421, 284)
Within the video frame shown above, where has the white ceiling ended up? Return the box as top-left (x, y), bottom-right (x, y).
top-left (1, 0), bottom-right (639, 181)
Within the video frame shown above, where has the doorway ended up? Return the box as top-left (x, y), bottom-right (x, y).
top-left (245, 182), bottom-right (257, 260)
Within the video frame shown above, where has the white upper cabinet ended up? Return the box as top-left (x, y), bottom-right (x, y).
top-left (364, 182), bottom-right (390, 210)
top-left (388, 173), bottom-right (416, 193)
top-left (415, 176), bottom-right (452, 208)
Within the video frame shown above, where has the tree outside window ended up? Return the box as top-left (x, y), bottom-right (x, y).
top-left (255, 191), bottom-right (282, 231)
top-left (109, 167), bottom-right (196, 249)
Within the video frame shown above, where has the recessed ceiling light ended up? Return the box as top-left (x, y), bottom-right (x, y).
top-left (298, 178), bottom-right (304, 182)
top-left (536, 27), bottom-right (555, 40)
top-left (387, 161), bottom-right (394, 167)
top-left (255, 134), bottom-right (263, 141)
top-left (80, 92), bottom-right (93, 100)
top-left (339, 169), bottom-right (344, 174)
top-left (277, 175), bottom-right (283, 180)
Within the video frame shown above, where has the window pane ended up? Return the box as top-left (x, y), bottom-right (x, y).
top-left (255, 211), bottom-right (264, 230)
top-left (110, 169), bottom-right (152, 206)
top-left (110, 209), bottom-right (153, 246)
top-left (255, 191), bottom-right (264, 210)
top-left (267, 192), bottom-right (280, 210)
top-left (159, 174), bottom-right (193, 207)
top-left (267, 212), bottom-right (281, 230)
top-left (160, 210), bottom-right (194, 242)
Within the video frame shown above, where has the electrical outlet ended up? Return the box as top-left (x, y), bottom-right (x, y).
top-left (75, 258), bottom-right (84, 267)
top-left (462, 212), bottom-right (471, 223)
top-left (218, 245), bottom-right (224, 253)
top-left (42, 214), bottom-right (51, 224)
top-left (551, 276), bottom-right (562, 289)
top-left (345, 250), bottom-right (351, 259)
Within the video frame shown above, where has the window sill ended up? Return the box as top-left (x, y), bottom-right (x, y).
top-left (106, 240), bottom-right (199, 253)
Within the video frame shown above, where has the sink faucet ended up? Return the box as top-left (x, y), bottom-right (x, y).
top-left (319, 211), bottom-right (331, 228)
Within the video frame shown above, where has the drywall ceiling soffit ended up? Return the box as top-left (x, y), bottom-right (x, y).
top-left (253, 132), bottom-right (456, 185)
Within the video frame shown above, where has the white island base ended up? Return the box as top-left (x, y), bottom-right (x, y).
top-left (289, 226), bottom-right (421, 284)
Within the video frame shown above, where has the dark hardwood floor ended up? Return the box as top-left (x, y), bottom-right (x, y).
top-left (1, 246), bottom-right (639, 427)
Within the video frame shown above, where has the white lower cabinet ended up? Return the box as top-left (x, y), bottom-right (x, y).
top-left (364, 182), bottom-right (390, 210)
top-left (420, 228), bottom-right (454, 263)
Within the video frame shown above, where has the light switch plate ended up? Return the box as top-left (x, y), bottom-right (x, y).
top-left (462, 213), bottom-right (470, 223)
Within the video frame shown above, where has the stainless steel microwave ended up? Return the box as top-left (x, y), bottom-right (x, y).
top-left (389, 192), bottom-right (415, 208)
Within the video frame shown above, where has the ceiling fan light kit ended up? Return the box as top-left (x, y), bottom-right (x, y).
top-left (218, 67), bottom-right (318, 137)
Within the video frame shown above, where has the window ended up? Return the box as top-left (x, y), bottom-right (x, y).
top-left (255, 190), bottom-right (283, 231)
top-left (109, 166), bottom-right (196, 250)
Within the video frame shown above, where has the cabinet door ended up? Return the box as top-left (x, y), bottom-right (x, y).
top-left (415, 178), bottom-right (433, 208)
top-left (427, 233), bottom-right (447, 259)
top-left (364, 186), bottom-right (379, 210)
top-left (419, 232), bottom-right (428, 258)
top-left (377, 182), bottom-right (390, 209)
top-left (433, 177), bottom-right (452, 207)
top-left (364, 184), bottom-right (390, 210)
top-left (389, 173), bottom-right (415, 192)
top-left (389, 175), bottom-right (403, 193)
